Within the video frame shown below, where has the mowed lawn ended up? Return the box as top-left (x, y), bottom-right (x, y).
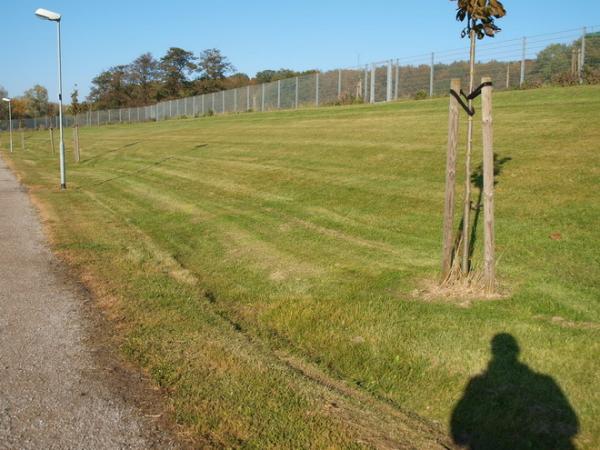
top-left (4, 85), bottom-right (600, 448)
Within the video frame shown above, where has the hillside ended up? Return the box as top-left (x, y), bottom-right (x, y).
top-left (4, 85), bottom-right (600, 448)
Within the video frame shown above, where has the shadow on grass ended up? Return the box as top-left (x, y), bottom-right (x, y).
top-left (467, 154), bottom-right (512, 264)
top-left (452, 154), bottom-right (512, 270)
top-left (451, 333), bottom-right (579, 450)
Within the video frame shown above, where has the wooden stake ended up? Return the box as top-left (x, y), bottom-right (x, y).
top-left (73, 125), bottom-right (80, 163)
top-left (481, 77), bottom-right (495, 293)
top-left (441, 78), bottom-right (461, 280)
top-left (50, 127), bottom-right (55, 155)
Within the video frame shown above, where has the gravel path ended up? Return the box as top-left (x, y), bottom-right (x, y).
top-left (0, 157), bottom-right (177, 449)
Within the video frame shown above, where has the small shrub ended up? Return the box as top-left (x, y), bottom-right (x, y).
top-left (414, 90), bottom-right (428, 100)
top-left (551, 71), bottom-right (579, 87)
top-left (204, 109), bottom-right (214, 117)
top-left (584, 68), bottom-right (600, 85)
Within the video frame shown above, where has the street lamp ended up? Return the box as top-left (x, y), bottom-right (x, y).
top-left (2, 98), bottom-right (12, 153)
top-left (35, 7), bottom-right (66, 189)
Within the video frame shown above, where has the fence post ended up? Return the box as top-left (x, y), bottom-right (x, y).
top-left (394, 58), bottom-right (400, 100)
top-left (246, 86), bottom-right (250, 111)
top-left (202, 95), bottom-right (205, 115)
top-left (193, 96), bottom-right (196, 116)
top-left (295, 77), bottom-right (299, 108)
top-left (315, 72), bottom-right (320, 106)
top-left (338, 69), bottom-right (342, 98)
top-left (261, 84), bottom-right (265, 112)
top-left (108, 110), bottom-right (111, 123)
top-left (520, 37), bottom-right (526, 86)
top-left (441, 78), bottom-right (461, 280)
top-left (506, 64), bottom-right (510, 88)
top-left (119, 109), bottom-right (122, 123)
top-left (73, 125), bottom-right (80, 163)
top-left (370, 64), bottom-right (375, 103)
top-left (49, 127), bottom-right (55, 155)
top-left (386, 60), bottom-right (393, 102)
top-left (579, 26), bottom-right (586, 84)
top-left (97, 111), bottom-right (100, 127)
top-left (277, 80), bottom-right (281, 109)
top-left (234, 90), bottom-right (237, 112)
top-left (429, 52), bottom-right (435, 97)
top-left (481, 77), bottom-right (495, 293)
top-left (362, 65), bottom-right (367, 101)
top-left (222, 91), bottom-right (225, 113)
top-left (212, 93), bottom-right (215, 112)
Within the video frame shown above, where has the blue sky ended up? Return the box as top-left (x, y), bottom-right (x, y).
top-left (1, 1), bottom-right (599, 100)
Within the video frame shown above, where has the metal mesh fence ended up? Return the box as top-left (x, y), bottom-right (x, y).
top-left (1, 25), bottom-right (598, 131)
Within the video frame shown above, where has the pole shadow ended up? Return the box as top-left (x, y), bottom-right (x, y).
top-left (450, 333), bottom-right (579, 449)
top-left (467, 153), bottom-right (511, 263)
top-left (452, 153), bottom-right (511, 270)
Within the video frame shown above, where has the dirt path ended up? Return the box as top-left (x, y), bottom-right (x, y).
top-left (0, 157), bottom-right (178, 449)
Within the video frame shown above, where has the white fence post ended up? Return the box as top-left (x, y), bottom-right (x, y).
top-left (364, 65), bottom-right (368, 101)
top-left (386, 60), bottom-right (393, 101)
top-left (429, 52), bottom-right (435, 97)
top-left (520, 37), bottom-right (527, 86)
top-left (295, 77), bottom-right (299, 108)
top-left (277, 80), bottom-right (281, 109)
top-left (338, 69), bottom-right (342, 98)
top-left (394, 58), bottom-right (399, 100)
top-left (580, 26), bottom-right (586, 84)
top-left (222, 90), bottom-right (225, 113)
top-left (370, 64), bottom-right (375, 104)
top-left (315, 72), bottom-right (319, 106)
top-left (246, 86), bottom-right (250, 111)
top-left (261, 84), bottom-right (265, 112)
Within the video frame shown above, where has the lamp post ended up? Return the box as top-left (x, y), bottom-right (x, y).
top-left (2, 98), bottom-right (13, 153)
top-left (35, 8), bottom-right (66, 189)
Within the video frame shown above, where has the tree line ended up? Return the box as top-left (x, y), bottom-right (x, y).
top-left (1, 34), bottom-right (598, 120)
top-left (85, 47), bottom-right (316, 111)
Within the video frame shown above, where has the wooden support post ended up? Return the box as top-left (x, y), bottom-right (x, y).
top-left (73, 125), bottom-right (80, 163)
top-left (481, 77), bottom-right (495, 293)
top-left (50, 127), bottom-right (55, 155)
top-left (441, 79), bottom-right (461, 280)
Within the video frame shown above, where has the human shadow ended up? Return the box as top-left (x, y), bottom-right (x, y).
top-left (450, 333), bottom-right (579, 450)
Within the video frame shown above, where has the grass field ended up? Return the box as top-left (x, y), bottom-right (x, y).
top-left (3, 85), bottom-right (599, 448)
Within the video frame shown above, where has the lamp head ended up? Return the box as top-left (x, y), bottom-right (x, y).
top-left (35, 8), bottom-right (61, 22)
top-left (2, 98), bottom-right (10, 102)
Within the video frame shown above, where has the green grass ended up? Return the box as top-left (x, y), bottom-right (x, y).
top-left (4, 85), bottom-right (600, 448)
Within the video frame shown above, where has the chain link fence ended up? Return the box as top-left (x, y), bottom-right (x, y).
top-left (1, 26), bottom-right (598, 131)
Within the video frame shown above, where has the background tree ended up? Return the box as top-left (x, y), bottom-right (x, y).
top-left (0, 86), bottom-right (8, 117)
top-left (196, 48), bottom-right (234, 93)
top-left (87, 65), bottom-right (132, 109)
top-left (224, 73), bottom-right (251, 90)
top-left (198, 48), bottom-right (234, 81)
top-left (128, 52), bottom-right (160, 105)
top-left (160, 47), bottom-right (197, 98)
top-left (23, 84), bottom-right (49, 118)
top-left (69, 86), bottom-right (80, 115)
